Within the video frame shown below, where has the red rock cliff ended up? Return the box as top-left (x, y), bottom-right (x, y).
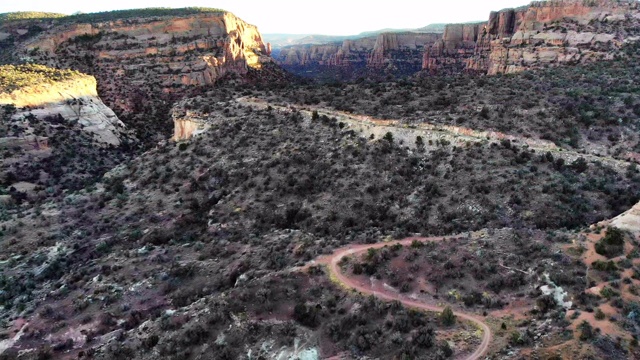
top-left (275, 32), bottom-right (440, 78)
top-left (4, 11), bottom-right (274, 124)
top-left (424, 0), bottom-right (640, 75)
top-left (21, 12), bottom-right (270, 86)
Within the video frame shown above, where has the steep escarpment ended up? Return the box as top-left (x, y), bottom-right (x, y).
top-left (0, 64), bottom-right (131, 203)
top-left (274, 32), bottom-right (440, 80)
top-left (24, 12), bottom-right (271, 84)
top-left (424, 0), bottom-right (640, 75)
top-left (0, 8), bottom-right (276, 145)
top-left (0, 64), bottom-right (127, 146)
top-left (422, 23), bottom-right (484, 74)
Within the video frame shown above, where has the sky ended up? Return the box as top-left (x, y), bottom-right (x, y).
top-left (0, 1), bottom-right (531, 35)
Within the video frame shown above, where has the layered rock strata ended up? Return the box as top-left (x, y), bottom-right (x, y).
top-left (1, 11), bottom-right (273, 142)
top-left (0, 73), bottom-right (125, 146)
top-left (424, 0), bottom-right (640, 74)
top-left (274, 32), bottom-right (440, 78)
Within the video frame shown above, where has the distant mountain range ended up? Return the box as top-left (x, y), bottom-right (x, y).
top-left (263, 23), bottom-right (451, 48)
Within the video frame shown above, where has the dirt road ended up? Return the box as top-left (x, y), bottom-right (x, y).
top-left (311, 236), bottom-right (492, 360)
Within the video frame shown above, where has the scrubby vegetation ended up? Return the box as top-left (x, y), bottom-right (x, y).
top-left (1, 7), bottom-right (640, 359)
top-left (1, 87), bottom-right (638, 357)
top-left (1, 110), bottom-right (132, 201)
top-left (272, 53), bottom-right (640, 158)
top-left (0, 8), bottom-right (226, 24)
top-left (0, 11), bottom-right (66, 22)
top-left (595, 227), bottom-right (626, 258)
top-left (0, 64), bottom-right (85, 93)
top-left (342, 229), bottom-right (585, 315)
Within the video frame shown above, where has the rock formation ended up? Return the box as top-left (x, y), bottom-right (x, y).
top-left (274, 32), bottom-right (440, 79)
top-left (422, 23), bottom-right (484, 74)
top-left (0, 69), bottom-right (126, 146)
top-left (11, 12), bottom-right (271, 87)
top-left (0, 10), bottom-right (276, 144)
top-left (424, 0), bottom-right (640, 75)
top-left (172, 112), bottom-right (211, 141)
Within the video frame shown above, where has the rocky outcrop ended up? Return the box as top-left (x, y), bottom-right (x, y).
top-left (274, 32), bottom-right (440, 79)
top-left (1, 11), bottom-right (275, 143)
top-left (424, 0), bottom-right (640, 75)
top-left (172, 116), bottom-right (210, 141)
top-left (0, 73), bottom-right (126, 146)
top-left (422, 23), bottom-right (484, 73)
top-left (610, 200), bottom-right (640, 233)
top-left (369, 33), bottom-right (440, 67)
top-left (20, 12), bottom-right (271, 87)
top-left (169, 99), bottom-right (218, 141)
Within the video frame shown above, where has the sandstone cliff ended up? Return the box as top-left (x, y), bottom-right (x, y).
top-left (422, 23), bottom-right (484, 74)
top-left (0, 64), bottom-right (132, 201)
top-left (274, 32), bottom-right (440, 79)
top-left (18, 12), bottom-right (271, 86)
top-left (0, 67), bottom-right (126, 146)
top-left (424, 0), bottom-right (640, 75)
top-left (1, 9), bottom-right (276, 145)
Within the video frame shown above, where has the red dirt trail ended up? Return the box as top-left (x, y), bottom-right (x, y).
top-left (308, 236), bottom-right (492, 360)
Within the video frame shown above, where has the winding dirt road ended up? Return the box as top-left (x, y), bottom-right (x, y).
top-left (311, 236), bottom-right (492, 360)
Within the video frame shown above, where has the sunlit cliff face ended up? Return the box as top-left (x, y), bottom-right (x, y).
top-left (21, 12), bottom-right (270, 87)
top-left (0, 74), bottom-right (126, 146)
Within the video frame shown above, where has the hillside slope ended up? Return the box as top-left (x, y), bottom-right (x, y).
top-left (0, 64), bottom-right (132, 204)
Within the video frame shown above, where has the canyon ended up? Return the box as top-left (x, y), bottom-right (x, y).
top-left (0, 9), bottom-right (278, 144)
top-left (275, 0), bottom-right (640, 78)
top-left (273, 32), bottom-right (441, 79)
top-left (2, 2), bottom-right (640, 359)
top-left (428, 0), bottom-right (640, 75)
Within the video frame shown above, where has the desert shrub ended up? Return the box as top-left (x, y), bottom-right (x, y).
top-left (509, 330), bottom-right (533, 346)
top-left (592, 260), bottom-right (618, 272)
top-left (600, 287), bottom-right (619, 299)
top-left (411, 326), bottom-right (435, 348)
top-left (578, 320), bottom-right (594, 341)
top-left (293, 302), bottom-right (319, 328)
top-left (440, 306), bottom-right (455, 326)
top-left (439, 339), bottom-right (453, 357)
top-left (595, 227), bottom-right (625, 258)
top-left (536, 295), bottom-right (557, 314)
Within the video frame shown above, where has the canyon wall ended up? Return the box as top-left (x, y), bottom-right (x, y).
top-left (424, 0), bottom-right (640, 75)
top-left (275, 0), bottom-right (640, 79)
top-left (0, 73), bottom-right (126, 146)
top-left (274, 32), bottom-right (440, 79)
top-left (0, 11), bottom-right (276, 143)
top-left (18, 12), bottom-right (272, 87)
top-left (422, 23), bottom-right (485, 74)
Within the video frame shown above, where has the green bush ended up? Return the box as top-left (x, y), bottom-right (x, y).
top-left (292, 302), bottom-right (319, 328)
top-left (440, 306), bottom-right (455, 326)
top-left (591, 260), bottom-right (618, 272)
top-left (600, 286), bottom-right (618, 299)
top-left (595, 227), bottom-right (625, 258)
top-left (578, 320), bottom-right (594, 341)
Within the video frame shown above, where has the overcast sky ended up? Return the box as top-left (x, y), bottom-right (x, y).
top-left (1, 1), bottom-right (531, 35)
